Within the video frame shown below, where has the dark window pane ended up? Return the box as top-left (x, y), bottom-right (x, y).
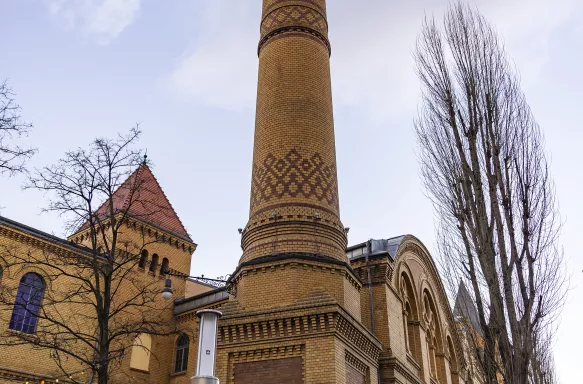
top-left (174, 335), bottom-right (189, 373)
top-left (9, 273), bottom-right (45, 334)
top-left (174, 350), bottom-right (183, 372)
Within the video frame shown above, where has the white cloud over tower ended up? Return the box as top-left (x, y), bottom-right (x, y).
top-left (46, 0), bottom-right (141, 44)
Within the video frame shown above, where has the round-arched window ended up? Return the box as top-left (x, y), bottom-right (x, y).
top-left (174, 334), bottom-right (189, 373)
top-left (9, 273), bottom-right (45, 333)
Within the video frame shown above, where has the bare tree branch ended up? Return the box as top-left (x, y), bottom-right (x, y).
top-left (0, 127), bottom-right (179, 384)
top-left (414, 3), bottom-right (567, 383)
top-left (0, 79), bottom-right (36, 176)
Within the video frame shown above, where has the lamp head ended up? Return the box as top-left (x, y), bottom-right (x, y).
top-left (162, 277), bottom-right (173, 300)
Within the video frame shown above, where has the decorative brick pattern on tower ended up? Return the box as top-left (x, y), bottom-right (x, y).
top-left (241, 0), bottom-right (347, 263)
top-left (214, 3), bottom-right (382, 384)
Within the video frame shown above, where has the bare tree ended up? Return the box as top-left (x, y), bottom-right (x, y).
top-left (414, 3), bottom-right (566, 383)
top-left (529, 329), bottom-right (558, 384)
top-left (0, 127), bottom-right (176, 384)
top-left (0, 80), bottom-right (36, 175)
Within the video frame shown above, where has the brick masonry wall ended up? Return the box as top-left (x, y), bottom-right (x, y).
top-left (233, 258), bottom-right (362, 320)
top-left (346, 364), bottom-right (365, 384)
top-left (241, 0), bottom-right (348, 264)
top-left (0, 219), bottom-right (195, 384)
top-left (234, 357), bottom-right (303, 384)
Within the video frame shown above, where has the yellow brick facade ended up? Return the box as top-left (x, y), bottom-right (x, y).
top-left (0, 216), bottom-right (196, 383)
top-left (0, 1), bottom-right (484, 383)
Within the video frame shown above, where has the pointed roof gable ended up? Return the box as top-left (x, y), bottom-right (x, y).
top-left (453, 281), bottom-right (484, 336)
top-left (77, 164), bottom-right (192, 242)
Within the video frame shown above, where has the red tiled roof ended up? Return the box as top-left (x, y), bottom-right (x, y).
top-left (77, 164), bottom-right (192, 242)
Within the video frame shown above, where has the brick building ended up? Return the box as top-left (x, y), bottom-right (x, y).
top-left (0, 0), bottom-right (484, 383)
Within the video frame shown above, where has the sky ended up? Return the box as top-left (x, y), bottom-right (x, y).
top-left (1, 0), bottom-right (582, 381)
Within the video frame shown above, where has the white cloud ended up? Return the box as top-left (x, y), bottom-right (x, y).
top-left (477, 0), bottom-right (580, 86)
top-left (167, 1), bottom-right (259, 111)
top-left (165, 0), bottom-right (579, 116)
top-left (46, 0), bottom-right (141, 44)
top-left (330, 0), bottom-right (580, 118)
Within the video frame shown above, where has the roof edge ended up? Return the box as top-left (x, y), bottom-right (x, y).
top-left (0, 215), bottom-right (93, 255)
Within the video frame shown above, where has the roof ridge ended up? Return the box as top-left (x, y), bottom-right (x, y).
top-left (121, 164), bottom-right (145, 212)
top-left (81, 164), bottom-right (144, 226)
top-left (453, 280), bottom-right (484, 336)
top-left (73, 163), bottom-right (192, 241)
top-left (139, 165), bottom-right (190, 239)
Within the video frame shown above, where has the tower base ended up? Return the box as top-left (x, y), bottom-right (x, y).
top-left (215, 266), bottom-right (382, 383)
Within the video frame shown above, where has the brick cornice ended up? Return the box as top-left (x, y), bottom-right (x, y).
top-left (379, 356), bottom-right (422, 384)
top-left (215, 303), bottom-right (382, 366)
top-left (0, 224), bottom-right (90, 259)
top-left (69, 214), bottom-right (196, 253)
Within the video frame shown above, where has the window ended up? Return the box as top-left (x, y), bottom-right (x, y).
top-left (149, 254), bottom-right (159, 273)
top-left (400, 273), bottom-right (420, 361)
top-left (423, 290), bottom-right (446, 383)
top-left (130, 334), bottom-right (152, 372)
top-left (405, 302), bottom-right (415, 351)
top-left (160, 258), bottom-right (169, 275)
top-left (138, 250), bottom-right (148, 269)
top-left (174, 334), bottom-right (189, 373)
top-left (9, 273), bottom-right (45, 334)
top-left (447, 336), bottom-right (459, 383)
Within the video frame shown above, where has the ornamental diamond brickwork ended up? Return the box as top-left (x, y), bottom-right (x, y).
top-left (251, 149), bottom-right (339, 210)
top-left (263, 0), bottom-right (327, 17)
top-left (261, 5), bottom-right (328, 38)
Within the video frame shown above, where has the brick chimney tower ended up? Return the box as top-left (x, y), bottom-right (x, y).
top-left (217, 2), bottom-right (382, 382)
top-left (241, 0), bottom-right (347, 264)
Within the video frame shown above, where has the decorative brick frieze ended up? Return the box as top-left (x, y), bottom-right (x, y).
top-left (218, 312), bottom-right (334, 346)
top-left (261, 5), bottom-right (328, 37)
top-left (214, 303), bottom-right (381, 369)
top-left (346, 350), bottom-right (369, 376)
top-left (250, 149), bottom-right (338, 211)
top-left (259, 0), bottom-right (330, 55)
top-left (263, 0), bottom-right (327, 17)
top-left (337, 314), bottom-right (381, 363)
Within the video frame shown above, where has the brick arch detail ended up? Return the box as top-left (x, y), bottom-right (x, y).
top-left (9, 265), bottom-right (53, 292)
top-left (391, 236), bottom-right (468, 372)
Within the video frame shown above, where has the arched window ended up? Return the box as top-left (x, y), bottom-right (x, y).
top-left (138, 250), bottom-right (149, 269)
top-left (405, 301), bottom-right (415, 352)
top-left (400, 273), bottom-right (420, 363)
top-left (9, 273), bottom-right (45, 334)
top-left (160, 258), bottom-right (169, 275)
top-left (130, 334), bottom-right (152, 372)
top-left (174, 334), bottom-right (189, 373)
top-left (423, 290), bottom-right (447, 383)
top-left (447, 336), bottom-right (459, 384)
top-left (149, 254), bottom-right (159, 273)
top-left (430, 335), bottom-right (438, 378)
